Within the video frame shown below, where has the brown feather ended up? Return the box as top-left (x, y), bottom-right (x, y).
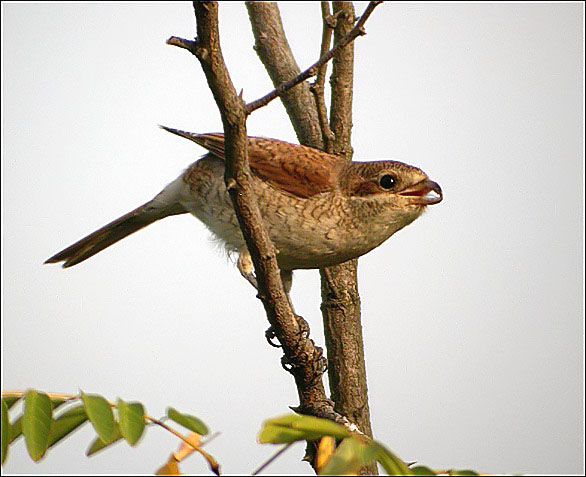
top-left (45, 202), bottom-right (181, 268)
top-left (161, 127), bottom-right (342, 198)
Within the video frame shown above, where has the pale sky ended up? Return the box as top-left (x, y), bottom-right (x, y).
top-left (2, 2), bottom-right (584, 475)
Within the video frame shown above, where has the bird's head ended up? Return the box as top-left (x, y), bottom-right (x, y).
top-left (341, 160), bottom-right (442, 232)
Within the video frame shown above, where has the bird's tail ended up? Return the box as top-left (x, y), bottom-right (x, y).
top-left (45, 204), bottom-right (168, 268)
top-left (45, 177), bottom-right (187, 268)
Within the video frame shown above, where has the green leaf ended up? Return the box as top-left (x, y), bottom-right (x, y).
top-left (8, 415), bottom-right (22, 444)
top-left (22, 390), bottom-right (53, 461)
top-left (319, 437), bottom-right (378, 475)
top-left (449, 470), bottom-right (479, 476)
top-left (259, 424), bottom-right (315, 444)
top-left (258, 414), bottom-right (351, 444)
top-left (275, 414), bottom-right (351, 439)
top-left (81, 392), bottom-right (116, 444)
top-left (2, 394), bottom-right (23, 410)
top-left (48, 405), bottom-right (88, 448)
top-left (86, 423), bottom-right (123, 456)
top-left (118, 399), bottom-right (145, 446)
top-left (1, 399), bottom-right (8, 465)
top-left (411, 465), bottom-right (437, 475)
top-left (373, 441), bottom-right (413, 475)
top-left (167, 407), bottom-right (208, 436)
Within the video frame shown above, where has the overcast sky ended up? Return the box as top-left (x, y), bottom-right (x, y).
top-left (2, 2), bottom-right (584, 475)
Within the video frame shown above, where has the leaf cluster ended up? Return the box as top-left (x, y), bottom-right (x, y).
top-left (258, 414), bottom-right (480, 476)
top-left (2, 390), bottom-right (482, 475)
top-left (2, 390), bottom-right (215, 474)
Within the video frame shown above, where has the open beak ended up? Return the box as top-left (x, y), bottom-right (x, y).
top-left (399, 179), bottom-right (443, 205)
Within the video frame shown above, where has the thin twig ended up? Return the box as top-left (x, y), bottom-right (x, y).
top-left (251, 442), bottom-right (295, 475)
top-left (245, 1), bottom-right (383, 115)
top-left (310, 1), bottom-right (337, 153)
top-left (149, 416), bottom-right (220, 475)
top-left (2, 390), bottom-right (77, 402)
top-left (166, 35), bottom-right (197, 53)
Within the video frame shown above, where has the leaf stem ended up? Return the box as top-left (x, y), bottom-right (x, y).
top-left (251, 442), bottom-right (295, 475)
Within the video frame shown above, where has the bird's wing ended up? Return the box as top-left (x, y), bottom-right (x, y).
top-left (161, 127), bottom-right (341, 198)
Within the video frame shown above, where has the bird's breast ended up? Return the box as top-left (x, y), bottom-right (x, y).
top-left (180, 156), bottom-right (397, 269)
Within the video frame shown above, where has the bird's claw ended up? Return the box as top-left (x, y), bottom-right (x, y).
top-left (294, 314), bottom-right (310, 339)
top-left (265, 326), bottom-right (282, 348)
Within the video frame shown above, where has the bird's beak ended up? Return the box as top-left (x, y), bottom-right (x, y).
top-left (399, 179), bottom-right (443, 205)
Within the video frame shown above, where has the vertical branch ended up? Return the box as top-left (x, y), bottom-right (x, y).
top-left (328, 2), bottom-right (355, 159)
top-left (246, 1), bottom-right (323, 148)
top-left (310, 2), bottom-right (336, 153)
top-left (246, 0), bottom-right (378, 441)
top-left (244, 2), bottom-right (381, 473)
top-left (320, 2), bottom-right (378, 475)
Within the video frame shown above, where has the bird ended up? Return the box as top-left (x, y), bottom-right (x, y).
top-left (45, 126), bottom-right (442, 293)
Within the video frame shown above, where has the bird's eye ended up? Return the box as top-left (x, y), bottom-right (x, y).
top-left (379, 174), bottom-right (396, 190)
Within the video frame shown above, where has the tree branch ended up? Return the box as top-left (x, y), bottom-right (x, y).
top-left (245, 1), bottom-right (382, 115)
top-left (186, 0), bottom-right (347, 430)
top-left (320, 2), bottom-right (378, 475)
top-left (310, 1), bottom-right (337, 153)
top-left (245, 2), bottom-right (323, 147)
top-left (245, 4), bottom-right (382, 473)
